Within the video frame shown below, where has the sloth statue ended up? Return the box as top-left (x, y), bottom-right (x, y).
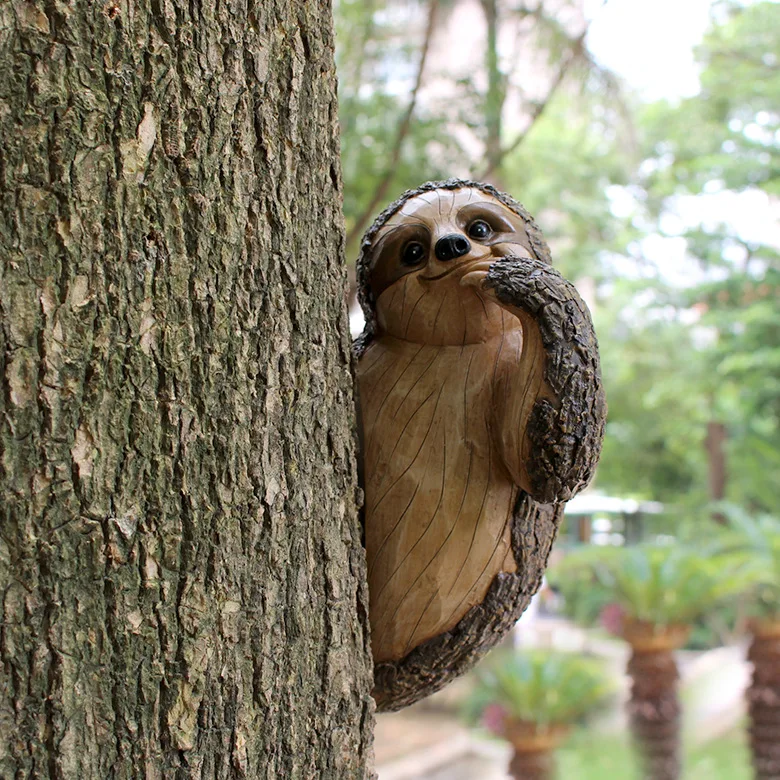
top-left (353, 179), bottom-right (606, 711)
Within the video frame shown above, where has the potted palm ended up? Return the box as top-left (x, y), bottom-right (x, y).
top-left (715, 508), bottom-right (780, 780)
top-left (465, 650), bottom-right (612, 780)
top-left (552, 543), bottom-right (747, 780)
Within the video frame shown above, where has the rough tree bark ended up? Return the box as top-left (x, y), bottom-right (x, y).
top-left (706, 419), bottom-right (728, 524)
top-left (504, 723), bottom-right (569, 780)
top-left (747, 622), bottom-right (780, 780)
top-left (622, 619), bottom-right (690, 780)
top-left (0, 1), bottom-right (374, 778)
top-left (627, 648), bottom-right (681, 780)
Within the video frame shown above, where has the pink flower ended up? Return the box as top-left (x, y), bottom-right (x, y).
top-left (600, 602), bottom-right (625, 635)
top-left (482, 703), bottom-right (508, 735)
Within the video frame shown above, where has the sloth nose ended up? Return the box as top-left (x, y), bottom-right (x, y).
top-left (435, 234), bottom-right (471, 262)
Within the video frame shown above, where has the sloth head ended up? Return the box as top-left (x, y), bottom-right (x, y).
top-left (355, 180), bottom-right (551, 348)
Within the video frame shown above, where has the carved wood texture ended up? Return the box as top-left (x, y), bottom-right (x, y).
top-left (354, 180), bottom-right (606, 711)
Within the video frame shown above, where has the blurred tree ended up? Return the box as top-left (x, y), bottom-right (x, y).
top-left (551, 544), bottom-right (749, 780)
top-left (716, 506), bottom-right (780, 779)
top-left (340, 0), bottom-right (445, 247)
top-left (336, 0), bottom-right (462, 255)
top-left (476, 1), bottom-right (591, 184)
top-left (599, 0), bottom-right (780, 510)
top-left (465, 650), bottom-right (612, 780)
top-left (335, 0), bottom-right (618, 257)
top-left (336, 0), bottom-right (780, 519)
top-left (595, 293), bottom-right (711, 505)
top-left (501, 90), bottom-right (636, 280)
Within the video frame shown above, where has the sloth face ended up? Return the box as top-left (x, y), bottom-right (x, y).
top-left (367, 187), bottom-right (534, 345)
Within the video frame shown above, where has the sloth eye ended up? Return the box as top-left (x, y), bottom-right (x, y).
top-left (401, 241), bottom-right (426, 266)
top-left (467, 220), bottom-right (492, 239)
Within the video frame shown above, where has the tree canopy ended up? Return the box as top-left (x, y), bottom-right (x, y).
top-left (336, 0), bottom-right (780, 516)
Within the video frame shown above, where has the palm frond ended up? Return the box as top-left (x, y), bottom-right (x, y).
top-left (552, 541), bottom-right (752, 625)
top-left (465, 650), bottom-right (613, 727)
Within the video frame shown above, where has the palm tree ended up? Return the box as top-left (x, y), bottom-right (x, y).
top-left (552, 543), bottom-right (747, 780)
top-left (465, 650), bottom-right (612, 780)
top-left (716, 508), bottom-right (780, 780)
top-left (747, 620), bottom-right (780, 780)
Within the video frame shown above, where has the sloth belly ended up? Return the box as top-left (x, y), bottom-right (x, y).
top-left (358, 335), bottom-right (521, 664)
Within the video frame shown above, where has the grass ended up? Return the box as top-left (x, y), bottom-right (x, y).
top-left (687, 731), bottom-right (751, 780)
top-left (554, 729), bottom-right (751, 779)
top-left (557, 732), bottom-right (639, 780)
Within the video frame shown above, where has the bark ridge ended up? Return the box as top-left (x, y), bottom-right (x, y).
top-left (0, 1), bottom-right (373, 776)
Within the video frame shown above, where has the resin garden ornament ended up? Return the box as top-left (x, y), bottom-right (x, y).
top-left (354, 179), bottom-right (606, 711)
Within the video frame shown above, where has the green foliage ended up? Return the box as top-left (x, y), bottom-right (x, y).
top-left (340, 90), bottom-right (460, 238)
top-left (335, 0), bottom-right (780, 515)
top-left (335, 0), bottom-right (464, 246)
top-left (547, 546), bottom-right (614, 626)
top-left (548, 541), bottom-right (743, 648)
top-left (502, 91), bottom-right (636, 281)
top-left (692, 265), bottom-right (780, 509)
top-left (552, 543), bottom-right (751, 626)
top-left (715, 504), bottom-right (780, 620)
top-left (465, 649), bottom-right (613, 727)
top-left (685, 601), bottom-right (741, 650)
top-left (596, 0), bottom-right (780, 510)
top-left (640, 1), bottom-right (780, 199)
top-left (595, 297), bottom-right (711, 504)
top-left (334, 0), bottom-right (623, 257)
top-left (555, 729), bottom-right (751, 780)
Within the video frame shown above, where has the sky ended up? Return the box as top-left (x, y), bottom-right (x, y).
top-left (582, 0), bottom-right (780, 284)
top-left (584, 0), bottom-right (716, 101)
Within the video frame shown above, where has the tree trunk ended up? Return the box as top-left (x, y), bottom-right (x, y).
top-left (481, 0), bottom-right (504, 187)
top-left (706, 420), bottom-right (727, 523)
top-left (508, 748), bottom-right (554, 780)
top-left (626, 649), bottom-right (681, 780)
top-left (0, 1), bottom-right (374, 778)
top-left (503, 721), bottom-right (567, 780)
top-left (747, 624), bottom-right (780, 780)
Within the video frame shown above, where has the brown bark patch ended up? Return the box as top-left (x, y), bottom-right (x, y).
top-left (748, 631), bottom-right (780, 780)
top-left (626, 648), bottom-right (681, 780)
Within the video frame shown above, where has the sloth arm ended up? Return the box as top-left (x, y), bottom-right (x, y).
top-left (480, 257), bottom-right (607, 504)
